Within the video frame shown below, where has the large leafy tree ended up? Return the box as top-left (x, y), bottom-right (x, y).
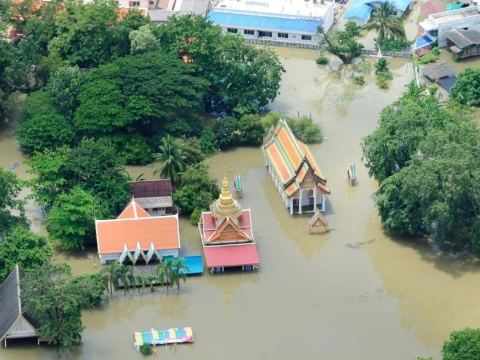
top-left (21, 263), bottom-right (102, 352)
top-left (318, 22), bottom-right (364, 64)
top-left (48, 66), bottom-right (82, 119)
top-left (361, 85), bottom-right (456, 183)
top-left (68, 273), bottom-right (107, 309)
top-left (451, 68), bottom-right (480, 107)
top-left (0, 167), bottom-right (27, 234)
top-left (212, 117), bottom-right (240, 150)
top-left (0, 226), bottom-right (52, 282)
top-left (442, 328), bottom-right (480, 360)
top-left (154, 135), bottom-right (187, 186)
top-left (47, 186), bottom-right (99, 250)
top-left (27, 138), bottom-right (130, 215)
top-left (129, 25), bottom-right (159, 55)
top-left (157, 14), bottom-right (284, 114)
top-left (173, 163), bottom-right (220, 219)
top-left (363, 2), bottom-right (406, 44)
top-left (15, 112), bottom-right (75, 155)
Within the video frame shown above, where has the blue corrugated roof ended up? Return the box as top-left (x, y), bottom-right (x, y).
top-left (344, 3), bottom-right (373, 21)
top-left (208, 11), bottom-right (323, 33)
top-left (415, 35), bottom-right (434, 49)
top-left (344, 0), bottom-right (411, 22)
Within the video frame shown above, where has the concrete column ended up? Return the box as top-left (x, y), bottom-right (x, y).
top-left (299, 191), bottom-right (302, 214)
top-left (290, 199), bottom-right (293, 215)
top-left (313, 186), bottom-right (317, 210)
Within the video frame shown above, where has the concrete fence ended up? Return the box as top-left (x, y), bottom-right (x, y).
top-left (244, 39), bottom-right (413, 58)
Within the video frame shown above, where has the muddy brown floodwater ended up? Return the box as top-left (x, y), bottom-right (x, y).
top-left (1, 48), bottom-right (480, 360)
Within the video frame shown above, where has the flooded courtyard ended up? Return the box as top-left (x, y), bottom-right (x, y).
top-left (1, 48), bottom-right (480, 359)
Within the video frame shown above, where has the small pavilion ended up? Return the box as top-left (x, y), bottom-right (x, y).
top-left (198, 173), bottom-right (259, 273)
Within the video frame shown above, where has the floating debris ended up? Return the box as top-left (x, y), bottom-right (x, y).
top-left (346, 239), bottom-right (375, 249)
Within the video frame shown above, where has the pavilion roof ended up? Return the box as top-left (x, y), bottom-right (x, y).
top-left (201, 209), bottom-right (254, 245)
top-left (129, 179), bottom-right (172, 198)
top-left (203, 244), bottom-right (259, 268)
top-left (261, 119), bottom-right (330, 198)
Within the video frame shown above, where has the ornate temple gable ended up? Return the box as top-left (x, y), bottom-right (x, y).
top-left (205, 218), bottom-right (253, 245)
top-left (300, 170), bottom-right (316, 189)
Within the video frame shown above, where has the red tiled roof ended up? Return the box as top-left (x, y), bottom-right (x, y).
top-left (117, 198), bottom-right (150, 219)
top-left (238, 210), bottom-right (251, 227)
top-left (203, 244), bottom-right (259, 268)
top-left (202, 213), bottom-right (216, 230)
top-left (129, 179), bottom-right (172, 198)
top-left (420, 0), bottom-right (445, 18)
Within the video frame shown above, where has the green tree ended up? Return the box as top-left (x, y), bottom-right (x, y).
top-left (21, 263), bottom-right (85, 352)
top-left (16, 112), bottom-right (75, 155)
top-left (364, 2), bottom-right (406, 44)
top-left (101, 263), bottom-right (121, 298)
top-left (69, 273), bottom-right (107, 309)
top-left (0, 167), bottom-right (27, 234)
top-left (168, 258), bottom-right (189, 291)
top-left (0, 226), bottom-right (52, 282)
top-left (212, 117), bottom-right (240, 150)
top-left (116, 264), bottom-right (135, 296)
top-left (318, 22), bottom-right (364, 64)
top-left (173, 163), bottom-right (220, 216)
top-left (48, 66), bottom-right (82, 119)
top-left (238, 114), bottom-right (265, 146)
top-left (156, 262), bottom-right (172, 292)
top-left (285, 116), bottom-right (323, 144)
top-left (442, 328), bottom-right (480, 360)
top-left (135, 275), bottom-right (147, 293)
top-left (47, 186), bottom-right (99, 250)
top-left (129, 25), bottom-right (159, 55)
top-left (27, 138), bottom-right (130, 215)
top-left (451, 68), bottom-right (480, 107)
top-left (154, 135), bottom-right (187, 186)
top-left (181, 136), bottom-right (205, 165)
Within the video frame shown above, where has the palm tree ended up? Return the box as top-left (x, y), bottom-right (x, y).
top-left (145, 275), bottom-right (157, 292)
top-left (153, 135), bottom-right (187, 187)
top-left (363, 2), bottom-right (406, 45)
top-left (169, 258), bottom-right (189, 292)
top-left (155, 262), bottom-right (172, 293)
top-left (101, 263), bottom-right (120, 298)
top-left (116, 264), bottom-right (135, 296)
top-left (136, 275), bottom-right (147, 293)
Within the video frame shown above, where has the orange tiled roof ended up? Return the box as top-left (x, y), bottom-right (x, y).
top-left (261, 119), bottom-right (329, 197)
top-left (200, 209), bottom-right (254, 245)
top-left (96, 199), bottom-right (180, 254)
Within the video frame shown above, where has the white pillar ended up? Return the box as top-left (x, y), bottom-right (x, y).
top-left (313, 186), bottom-right (317, 211)
top-left (299, 191), bottom-right (302, 214)
top-left (290, 199), bottom-right (293, 215)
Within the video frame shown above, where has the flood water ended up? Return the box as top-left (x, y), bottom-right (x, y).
top-left (1, 48), bottom-right (480, 360)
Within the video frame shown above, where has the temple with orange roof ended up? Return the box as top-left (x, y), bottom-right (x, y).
top-left (198, 173), bottom-right (259, 273)
top-left (95, 197), bottom-right (180, 265)
top-left (261, 118), bottom-right (330, 215)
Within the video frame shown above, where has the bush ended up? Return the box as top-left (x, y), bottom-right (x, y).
top-left (316, 56), bottom-right (329, 65)
top-left (419, 53), bottom-right (439, 64)
top-left (238, 114), bottom-right (264, 146)
top-left (212, 117), bottom-right (240, 150)
top-left (353, 75), bottom-right (365, 85)
top-left (356, 60), bottom-right (372, 74)
top-left (378, 38), bottom-right (413, 52)
top-left (285, 116), bottom-right (323, 144)
top-left (377, 77), bottom-right (389, 89)
top-left (190, 208), bottom-right (202, 225)
top-left (431, 47), bottom-right (440, 56)
top-left (139, 343), bottom-right (153, 356)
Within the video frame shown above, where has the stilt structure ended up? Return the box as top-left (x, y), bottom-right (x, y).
top-left (308, 210), bottom-right (329, 233)
top-left (346, 163), bottom-right (356, 186)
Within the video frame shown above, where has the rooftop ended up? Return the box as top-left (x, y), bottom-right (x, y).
top-left (96, 199), bottom-right (180, 254)
top-left (203, 243), bottom-right (260, 267)
top-left (420, 0), bottom-right (445, 18)
top-left (422, 62), bottom-right (456, 81)
top-left (129, 179), bottom-right (172, 198)
top-left (445, 28), bottom-right (480, 48)
top-left (208, 11), bottom-right (323, 32)
top-left (213, 0), bottom-right (334, 19)
top-left (344, 0), bottom-right (411, 21)
top-left (430, 5), bottom-right (480, 23)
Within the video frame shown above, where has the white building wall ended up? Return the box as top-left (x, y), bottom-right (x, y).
top-left (99, 249), bottom-right (179, 264)
top-left (220, 26), bottom-right (320, 45)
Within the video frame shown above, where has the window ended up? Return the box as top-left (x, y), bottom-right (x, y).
top-left (129, 1), bottom-right (140, 6)
top-left (258, 31), bottom-right (272, 37)
top-left (227, 28), bottom-right (238, 33)
top-left (301, 35), bottom-right (312, 41)
top-left (149, 0), bottom-right (154, 4)
top-left (244, 29), bottom-right (254, 35)
top-left (278, 33), bottom-right (288, 39)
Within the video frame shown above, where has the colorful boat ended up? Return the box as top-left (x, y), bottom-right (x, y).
top-left (234, 175), bottom-right (242, 199)
top-left (346, 163), bottom-right (356, 186)
top-left (9, 161), bottom-right (20, 170)
top-left (134, 327), bottom-right (193, 348)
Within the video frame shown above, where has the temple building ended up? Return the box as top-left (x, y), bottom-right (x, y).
top-left (198, 173), bottom-right (259, 273)
top-left (95, 198), bottom-right (180, 265)
top-left (261, 118), bottom-right (330, 215)
top-left (0, 265), bottom-right (41, 347)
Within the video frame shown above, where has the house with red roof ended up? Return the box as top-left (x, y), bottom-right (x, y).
top-left (261, 118), bottom-right (330, 215)
top-left (198, 173), bottom-right (259, 273)
top-left (95, 197), bottom-right (180, 265)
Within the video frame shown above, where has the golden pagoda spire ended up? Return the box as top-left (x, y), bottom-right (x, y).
top-left (210, 168), bottom-right (243, 220)
top-left (220, 168), bottom-right (234, 205)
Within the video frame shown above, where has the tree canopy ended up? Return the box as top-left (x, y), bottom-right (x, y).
top-left (442, 328), bottom-right (480, 360)
top-left (0, 167), bottom-right (27, 234)
top-left (318, 22), bottom-right (364, 64)
top-left (364, 2), bottom-right (406, 44)
top-left (451, 68), bottom-right (480, 107)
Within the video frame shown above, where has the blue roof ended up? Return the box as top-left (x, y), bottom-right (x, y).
top-left (167, 255), bottom-right (204, 275)
top-left (344, 0), bottom-right (411, 21)
top-left (344, 3), bottom-right (373, 21)
top-left (208, 11), bottom-right (323, 33)
top-left (415, 35), bottom-right (434, 49)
